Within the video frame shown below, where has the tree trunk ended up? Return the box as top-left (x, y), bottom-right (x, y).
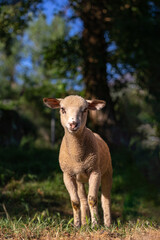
top-left (77, 1), bottom-right (116, 143)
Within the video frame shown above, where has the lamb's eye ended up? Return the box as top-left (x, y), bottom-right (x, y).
top-left (61, 108), bottom-right (66, 114)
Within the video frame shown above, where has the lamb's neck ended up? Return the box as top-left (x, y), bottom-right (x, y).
top-left (64, 127), bottom-right (87, 161)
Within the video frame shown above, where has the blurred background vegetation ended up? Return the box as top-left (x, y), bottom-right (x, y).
top-left (0, 0), bottom-right (160, 224)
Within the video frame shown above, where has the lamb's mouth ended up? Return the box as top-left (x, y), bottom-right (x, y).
top-left (68, 125), bottom-right (80, 132)
top-left (70, 127), bottom-right (79, 132)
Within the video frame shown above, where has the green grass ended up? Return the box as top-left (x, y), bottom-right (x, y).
top-left (0, 215), bottom-right (159, 239)
top-left (0, 146), bottom-right (160, 239)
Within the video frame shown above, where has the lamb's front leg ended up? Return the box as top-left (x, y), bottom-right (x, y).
top-left (63, 173), bottom-right (80, 227)
top-left (77, 181), bottom-right (89, 225)
top-left (88, 171), bottom-right (101, 226)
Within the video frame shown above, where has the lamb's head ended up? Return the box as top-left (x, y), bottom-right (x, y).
top-left (43, 95), bottom-right (105, 133)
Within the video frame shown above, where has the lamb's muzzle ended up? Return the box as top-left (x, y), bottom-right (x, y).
top-left (43, 95), bottom-right (112, 227)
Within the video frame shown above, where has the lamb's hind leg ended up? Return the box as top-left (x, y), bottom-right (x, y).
top-left (88, 171), bottom-right (101, 226)
top-left (101, 171), bottom-right (112, 227)
top-left (77, 181), bottom-right (89, 225)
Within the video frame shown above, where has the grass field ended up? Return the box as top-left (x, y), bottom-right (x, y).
top-left (0, 147), bottom-right (160, 239)
top-left (0, 216), bottom-right (159, 239)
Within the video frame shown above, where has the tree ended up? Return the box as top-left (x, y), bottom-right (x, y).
top-left (0, 38), bottom-right (23, 99)
top-left (2, 0), bottom-right (160, 144)
top-left (68, 0), bottom-right (160, 141)
top-left (0, 0), bottom-right (42, 99)
top-left (0, 0), bottom-right (42, 54)
top-left (108, 0), bottom-right (160, 135)
top-left (0, 8), bottom-right (71, 145)
top-left (72, 0), bottom-right (117, 141)
top-left (44, 1), bottom-right (117, 142)
top-left (19, 14), bottom-right (69, 87)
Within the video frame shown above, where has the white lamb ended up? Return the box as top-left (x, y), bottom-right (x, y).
top-left (43, 95), bottom-right (112, 227)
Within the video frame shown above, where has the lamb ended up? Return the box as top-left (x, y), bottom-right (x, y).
top-left (43, 95), bottom-right (112, 227)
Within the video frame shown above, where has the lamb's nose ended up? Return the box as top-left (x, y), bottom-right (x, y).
top-left (69, 121), bottom-right (78, 129)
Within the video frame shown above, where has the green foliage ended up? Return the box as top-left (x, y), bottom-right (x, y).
top-left (0, 108), bottom-right (36, 147)
top-left (112, 81), bottom-right (160, 187)
top-left (0, 13), bottom-right (77, 148)
top-left (44, 35), bottom-right (82, 80)
top-left (0, 0), bottom-right (42, 54)
top-left (0, 39), bottom-right (23, 99)
top-left (21, 15), bottom-right (71, 87)
top-left (109, 0), bottom-right (160, 100)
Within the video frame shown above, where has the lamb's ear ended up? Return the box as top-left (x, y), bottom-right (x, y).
top-left (43, 98), bottom-right (62, 109)
top-left (86, 99), bottom-right (106, 110)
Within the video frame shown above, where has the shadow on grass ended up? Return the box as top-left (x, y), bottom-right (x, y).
top-left (0, 147), bottom-right (71, 220)
top-left (0, 146), bottom-right (159, 223)
top-left (111, 146), bottom-right (160, 223)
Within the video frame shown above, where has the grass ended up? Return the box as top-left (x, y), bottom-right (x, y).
top-left (0, 216), bottom-right (159, 239)
top-left (0, 146), bottom-right (160, 239)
